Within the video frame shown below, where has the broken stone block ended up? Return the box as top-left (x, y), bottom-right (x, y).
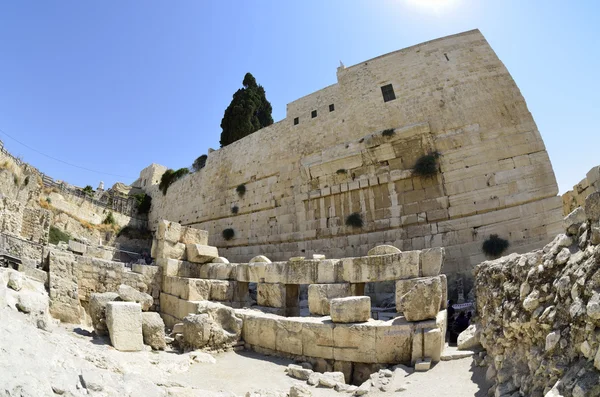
top-left (68, 240), bottom-right (86, 255)
top-left (318, 371), bottom-right (345, 388)
top-left (156, 240), bottom-right (186, 260)
top-left (585, 192), bottom-right (600, 222)
top-left (257, 283), bottom-right (286, 308)
top-left (157, 220), bottom-right (181, 243)
top-left (182, 301), bottom-right (242, 350)
top-left (367, 245), bottom-right (401, 256)
top-left (564, 207), bottom-right (586, 235)
top-left (118, 284), bottom-right (153, 311)
top-left (396, 277), bottom-right (442, 321)
top-left (209, 280), bottom-right (234, 301)
top-left (330, 296), bottom-right (371, 323)
top-left (289, 384), bottom-right (312, 397)
top-left (414, 358), bottom-right (431, 371)
top-left (186, 244), bottom-right (218, 264)
top-left (89, 292), bottom-right (120, 336)
top-left (211, 257), bottom-right (230, 264)
top-left (307, 283), bottom-right (352, 315)
top-left (7, 272), bottom-right (22, 291)
top-left (457, 324), bottom-right (482, 351)
top-left (287, 364), bottom-right (313, 380)
top-left (341, 251), bottom-right (420, 283)
top-left (421, 247), bottom-right (444, 277)
top-left (106, 302), bottom-right (143, 352)
top-left (179, 226), bottom-right (208, 245)
top-left (142, 312), bottom-right (167, 350)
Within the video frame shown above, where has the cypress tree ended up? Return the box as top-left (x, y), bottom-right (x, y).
top-left (219, 73), bottom-right (273, 147)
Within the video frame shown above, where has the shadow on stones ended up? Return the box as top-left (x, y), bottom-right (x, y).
top-left (469, 359), bottom-right (491, 397)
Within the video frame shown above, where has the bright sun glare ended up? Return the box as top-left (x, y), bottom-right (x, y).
top-left (402, 0), bottom-right (462, 14)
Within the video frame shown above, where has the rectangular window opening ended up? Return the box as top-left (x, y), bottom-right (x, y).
top-left (311, 110), bottom-right (317, 118)
top-left (381, 84), bottom-right (396, 102)
top-left (329, 104), bottom-right (335, 112)
top-left (294, 117), bottom-right (299, 125)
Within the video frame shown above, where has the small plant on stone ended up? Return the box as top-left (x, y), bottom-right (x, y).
top-left (13, 174), bottom-right (18, 185)
top-left (382, 128), bottom-right (395, 137)
top-left (482, 234), bottom-right (510, 258)
top-left (49, 226), bottom-right (71, 245)
top-left (413, 152), bottom-right (441, 177)
top-left (159, 168), bottom-right (189, 195)
top-left (236, 184), bottom-right (246, 196)
top-left (222, 228), bottom-right (235, 241)
top-left (192, 154), bottom-right (208, 172)
top-left (82, 185), bottom-right (94, 197)
top-left (46, 197), bottom-right (52, 204)
top-left (103, 211), bottom-right (116, 225)
top-left (231, 205), bottom-right (239, 214)
top-left (345, 212), bottom-right (364, 228)
top-left (336, 169), bottom-right (347, 175)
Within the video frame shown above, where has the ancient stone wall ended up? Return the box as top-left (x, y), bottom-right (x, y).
top-left (563, 165), bottom-right (600, 216)
top-left (475, 192), bottom-right (600, 396)
top-left (48, 249), bottom-right (161, 323)
top-left (140, 30), bottom-right (562, 284)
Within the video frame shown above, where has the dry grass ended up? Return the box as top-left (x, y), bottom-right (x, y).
top-left (42, 186), bottom-right (60, 195)
top-left (38, 198), bottom-right (119, 233)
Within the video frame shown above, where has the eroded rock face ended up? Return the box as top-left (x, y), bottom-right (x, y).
top-left (182, 301), bottom-right (242, 350)
top-left (475, 212), bottom-right (600, 396)
top-left (142, 312), bottom-right (167, 350)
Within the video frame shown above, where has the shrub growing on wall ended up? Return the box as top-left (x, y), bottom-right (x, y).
top-left (231, 205), bottom-right (239, 214)
top-left (103, 211), bottom-right (116, 225)
top-left (413, 152), bottom-right (440, 177)
top-left (382, 128), bottom-right (395, 137)
top-left (345, 212), bottom-right (364, 228)
top-left (236, 184), bottom-right (246, 196)
top-left (49, 226), bottom-right (71, 245)
top-left (336, 169), bottom-right (347, 174)
top-left (482, 234), bottom-right (510, 258)
top-left (222, 228), bottom-right (235, 241)
top-left (134, 193), bottom-right (152, 215)
top-left (82, 185), bottom-right (94, 197)
top-left (159, 168), bottom-right (190, 195)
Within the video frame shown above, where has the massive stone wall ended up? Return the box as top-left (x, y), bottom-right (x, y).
top-left (140, 30), bottom-right (562, 283)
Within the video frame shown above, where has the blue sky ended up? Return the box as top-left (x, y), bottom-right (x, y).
top-left (0, 1), bottom-right (597, 193)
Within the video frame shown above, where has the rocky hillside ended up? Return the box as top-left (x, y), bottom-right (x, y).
top-left (475, 192), bottom-right (600, 397)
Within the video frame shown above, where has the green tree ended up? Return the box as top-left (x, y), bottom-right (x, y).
top-left (219, 73), bottom-right (273, 147)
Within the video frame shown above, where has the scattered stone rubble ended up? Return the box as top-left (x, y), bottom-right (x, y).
top-left (475, 192), bottom-right (600, 397)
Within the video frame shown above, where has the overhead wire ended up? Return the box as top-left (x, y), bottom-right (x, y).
top-left (0, 127), bottom-right (136, 179)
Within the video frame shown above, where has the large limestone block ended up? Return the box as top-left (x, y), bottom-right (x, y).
top-left (209, 280), bottom-right (234, 302)
top-left (188, 279), bottom-right (211, 301)
top-left (457, 324), bottom-right (481, 351)
top-left (249, 255), bottom-right (271, 263)
top-left (186, 244), bottom-right (218, 264)
top-left (333, 323), bottom-right (377, 363)
top-left (302, 319), bottom-right (335, 359)
top-left (157, 220), bottom-right (182, 243)
top-left (374, 318), bottom-right (414, 364)
top-left (157, 258), bottom-right (182, 277)
top-left (367, 245), bottom-right (401, 256)
top-left (89, 292), bottom-right (120, 336)
top-left (330, 296), bottom-right (371, 323)
top-left (156, 240), bottom-right (186, 260)
top-left (308, 283), bottom-right (352, 315)
top-left (241, 311), bottom-right (278, 351)
top-left (411, 328), bottom-right (442, 364)
top-left (264, 262), bottom-right (287, 284)
top-left (257, 283), bottom-right (285, 308)
top-left (420, 247), bottom-right (444, 277)
top-left (341, 251), bottom-right (420, 283)
top-left (68, 240), bottom-right (86, 255)
top-left (396, 277), bottom-right (442, 321)
top-left (286, 259), bottom-right (319, 284)
top-left (183, 301), bottom-right (243, 350)
top-left (564, 207), bottom-right (586, 235)
top-left (276, 317), bottom-right (303, 355)
top-left (106, 302), bottom-right (143, 352)
top-left (142, 312), bottom-right (167, 350)
top-left (247, 262), bottom-right (267, 282)
top-left (179, 226), bottom-right (208, 245)
top-left (118, 284), bottom-right (153, 311)
top-left (317, 259), bottom-right (343, 283)
top-left (207, 262), bottom-right (236, 280)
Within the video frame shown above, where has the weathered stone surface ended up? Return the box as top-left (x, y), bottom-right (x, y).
top-left (7, 272), bottom-right (22, 291)
top-left (182, 301), bottom-right (242, 350)
top-left (157, 220), bottom-right (181, 243)
top-left (142, 312), bottom-right (167, 350)
top-left (186, 244), bottom-right (218, 264)
top-left (257, 283), bottom-right (285, 308)
top-left (367, 245), bottom-right (401, 256)
top-left (287, 364), bottom-right (313, 380)
top-left (289, 384), bottom-right (312, 397)
top-left (68, 240), bottom-right (86, 255)
top-left (106, 302), bottom-right (143, 352)
top-left (421, 247), bottom-right (444, 277)
top-left (318, 371), bottom-right (345, 388)
top-left (118, 284), bottom-right (153, 311)
top-left (564, 207), bottom-right (586, 235)
top-left (212, 257), bottom-right (230, 264)
top-left (156, 240), bottom-right (186, 260)
top-left (329, 296), bottom-right (371, 323)
top-left (89, 292), bottom-right (120, 336)
top-left (457, 324), bottom-right (481, 351)
top-left (179, 226), bottom-right (208, 245)
top-left (584, 192), bottom-right (600, 222)
top-left (411, 328), bottom-right (442, 364)
top-left (397, 277), bottom-right (442, 321)
top-left (307, 283), bottom-right (351, 315)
